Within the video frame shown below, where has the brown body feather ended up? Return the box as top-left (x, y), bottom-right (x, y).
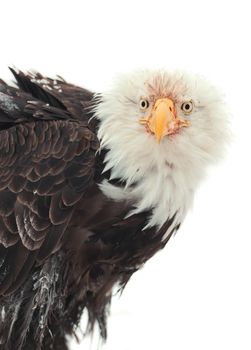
top-left (0, 70), bottom-right (179, 350)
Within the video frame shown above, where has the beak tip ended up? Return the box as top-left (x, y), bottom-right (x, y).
top-left (156, 135), bottom-right (162, 143)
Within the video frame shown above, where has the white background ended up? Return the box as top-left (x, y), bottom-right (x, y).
top-left (1, 1), bottom-right (251, 349)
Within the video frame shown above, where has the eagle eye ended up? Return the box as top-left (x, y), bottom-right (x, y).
top-left (139, 98), bottom-right (150, 111)
top-left (181, 101), bottom-right (193, 114)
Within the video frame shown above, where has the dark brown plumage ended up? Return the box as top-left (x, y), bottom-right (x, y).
top-left (0, 69), bottom-right (179, 350)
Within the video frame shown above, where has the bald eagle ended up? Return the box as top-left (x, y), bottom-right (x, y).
top-left (0, 68), bottom-right (228, 350)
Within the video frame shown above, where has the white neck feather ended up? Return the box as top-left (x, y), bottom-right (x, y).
top-left (97, 131), bottom-right (205, 229)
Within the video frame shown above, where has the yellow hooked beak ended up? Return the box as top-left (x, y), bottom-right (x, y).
top-left (140, 98), bottom-right (190, 143)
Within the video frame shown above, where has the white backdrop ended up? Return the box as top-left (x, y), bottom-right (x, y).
top-left (1, 1), bottom-right (251, 349)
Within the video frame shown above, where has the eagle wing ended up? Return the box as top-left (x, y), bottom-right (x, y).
top-left (0, 70), bottom-right (98, 296)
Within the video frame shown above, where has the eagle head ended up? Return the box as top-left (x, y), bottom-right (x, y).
top-left (95, 70), bottom-right (229, 227)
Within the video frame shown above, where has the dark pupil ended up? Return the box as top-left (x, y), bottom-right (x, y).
top-left (185, 104), bottom-right (190, 110)
top-left (141, 101), bottom-right (146, 108)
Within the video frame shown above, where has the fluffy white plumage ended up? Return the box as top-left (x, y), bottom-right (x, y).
top-left (95, 69), bottom-right (230, 230)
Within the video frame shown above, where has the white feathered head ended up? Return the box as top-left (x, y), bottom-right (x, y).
top-left (95, 70), bottom-right (230, 227)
